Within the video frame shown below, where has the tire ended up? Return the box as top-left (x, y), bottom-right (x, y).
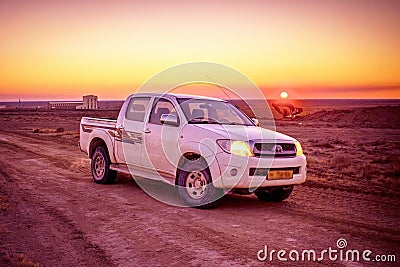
top-left (177, 159), bottom-right (224, 209)
top-left (91, 146), bottom-right (117, 184)
top-left (254, 185), bottom-right (294, 202)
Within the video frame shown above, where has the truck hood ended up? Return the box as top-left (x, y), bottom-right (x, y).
top-left (191, 124), bottom-right (295, 142)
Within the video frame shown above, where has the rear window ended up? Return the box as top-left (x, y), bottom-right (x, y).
top-left (125, 97), bottom-right (150, 122)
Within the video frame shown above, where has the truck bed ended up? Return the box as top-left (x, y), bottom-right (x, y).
top-left (79, 117), bottom-right (117, 155)
top-left (81, 117), bottom-right (117, 130)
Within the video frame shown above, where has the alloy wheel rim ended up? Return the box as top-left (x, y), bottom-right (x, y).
top-left (185, 171), bottom-right (207, 199)
top-left (94, 154), bottom-right (105, 179)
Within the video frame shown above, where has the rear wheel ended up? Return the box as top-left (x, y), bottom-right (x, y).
top-left (91, 146), bottom-right (117, 184)
top-left (177, 160), bottom-right (224, 208)
top-left (254, 185), bottom-right (293, 202)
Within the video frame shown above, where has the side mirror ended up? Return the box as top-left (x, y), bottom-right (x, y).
top-left (160, 114), bottom-right (179, 126)
top-left (251, 118), bottom-right (260, 126)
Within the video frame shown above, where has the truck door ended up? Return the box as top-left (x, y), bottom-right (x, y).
top-left (115, 96), bottom-right (151, 166)
top-left (141, 98), bottom-right (182, 177)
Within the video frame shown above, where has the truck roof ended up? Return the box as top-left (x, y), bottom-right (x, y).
top-left (128, 93), bottom-right (225, 102)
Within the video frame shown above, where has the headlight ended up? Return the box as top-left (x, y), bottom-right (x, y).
top-left (295, 141), bottom-right (303, 156)
top-left (217, 140), bottom-right (254, 157)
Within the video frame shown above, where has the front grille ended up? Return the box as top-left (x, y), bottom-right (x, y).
top-left (253, 142), bottom-right (296, 157)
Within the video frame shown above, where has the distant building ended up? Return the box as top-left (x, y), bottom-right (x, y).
top-left (48, 101), bottom-right (83, 110)
top-left (48, 95), bottom-right (99, 110)
top-left (77, 95), bottom-right (98, 109)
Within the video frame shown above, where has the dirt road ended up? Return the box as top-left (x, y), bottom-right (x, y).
top-left (0, 128), bottom-right (399, 266)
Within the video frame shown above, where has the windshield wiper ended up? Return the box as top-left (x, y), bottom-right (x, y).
top-left (225, 122), bottom-right (246, 125)
top-left (188, 119), bottom-right (221, 124)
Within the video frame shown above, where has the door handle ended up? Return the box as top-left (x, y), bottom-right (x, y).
top-left (117, 126), bottom-right (125, 130)
top-left (144, 128), bottom-right (151, 133)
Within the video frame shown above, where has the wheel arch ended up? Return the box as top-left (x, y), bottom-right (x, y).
top-left (175, 152), bottom-right (208, 184)
top-left (87, 129), bottom-right (116, 163)
top-left (89, 137), bottom-right (107, 158)
top-left (175, 148), bottom-right (222, 188)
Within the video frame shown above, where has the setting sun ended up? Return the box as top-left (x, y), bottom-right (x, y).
top-left (280, 91), bottom-right (289, 99)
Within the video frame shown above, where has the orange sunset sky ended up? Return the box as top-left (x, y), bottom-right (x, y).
top-left (0, 0), bottom-right (399, 101)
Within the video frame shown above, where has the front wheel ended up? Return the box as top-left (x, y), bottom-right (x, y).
top-left (91, 146), bottom-right (117, 184)
top-left (254, 185), bottom-right (294, 202)
top-left (177, 160), bottom-right (224, 209)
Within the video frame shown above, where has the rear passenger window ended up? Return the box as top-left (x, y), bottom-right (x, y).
top-left (125, 97), bottom-right (150, 122)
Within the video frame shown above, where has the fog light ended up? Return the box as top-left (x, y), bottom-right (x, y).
top-left (230, 168), bottom-right (238, 176)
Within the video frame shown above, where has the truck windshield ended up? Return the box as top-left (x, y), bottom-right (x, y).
top-left (177, 98), bottom-right (254, 126)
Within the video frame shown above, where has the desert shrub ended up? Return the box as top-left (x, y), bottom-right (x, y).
top-left (17, 253), bottom-right (41, 267)
top-left (0, 196), bottom-right (8, 212)
top-left (318, 142), bottom-right (335, 149)
top-left (374, 155), bottom-right (400, 177)
top-left (330, 154), bottom-right (351, 169)
top-left (308, 138), bottom-right (333, 148)
top-left (387, 155), bottom-right (400, 176)
top-left (307, 138), bottom-right (318, 144)
top-left (343, 165), bottom-right (357, 176)
top-left (39, 128), bottom-right (55, 133)
top-left (305, 156), bottom-right (318, 168)
top-left (367, 141), bottom-right (386, 147)
top-left (329, 137), bottom-right (348, 146)
top-left (356, 163), bottom-right (374, 180)
top-left (371, 157), bottom-right (390, 164)
top-left (394, 161), bottom-right (400, 176)
top-left (32, 128), bottom-right (63, 134)
top-left (308, 137), bottom-right (347, 149)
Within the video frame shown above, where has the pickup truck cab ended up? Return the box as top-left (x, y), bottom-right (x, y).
top-left (79, 93), bottom-right (306, 208)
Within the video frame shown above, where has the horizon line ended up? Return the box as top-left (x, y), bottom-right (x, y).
top-left (1, 97), bottom-right (400, 103)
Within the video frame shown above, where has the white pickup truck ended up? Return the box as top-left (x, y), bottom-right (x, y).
top-left (79, 93), bottom-right (306, 208)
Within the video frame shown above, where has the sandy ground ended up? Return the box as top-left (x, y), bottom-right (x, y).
top-left (0, 106), bottom-right (399, 266)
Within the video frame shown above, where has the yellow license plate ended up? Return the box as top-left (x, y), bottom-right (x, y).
top-left (268, 170), bottom-right (293, 180)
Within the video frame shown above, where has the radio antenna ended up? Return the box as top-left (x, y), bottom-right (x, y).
top-left (205, 75), bottom-right (232, 100)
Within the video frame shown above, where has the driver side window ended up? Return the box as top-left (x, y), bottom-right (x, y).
top-left (149, 98), bottom-right (179, 125)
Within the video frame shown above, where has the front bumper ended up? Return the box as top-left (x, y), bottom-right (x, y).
top-left (213, 153), bottom-right (307, 189)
